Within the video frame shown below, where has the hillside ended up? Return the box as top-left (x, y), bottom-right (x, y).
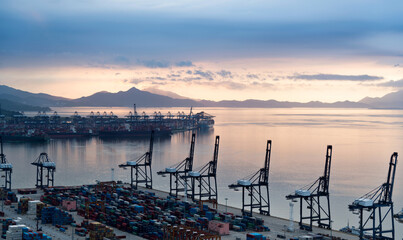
top-left (359, 90), bottom-right (403, 109)
top-left (0, 98), bottom-right (51, 112)
top-left (0, 85), bottom-right (70, 107)
top-left (0, 84), bottom-right (402, 109)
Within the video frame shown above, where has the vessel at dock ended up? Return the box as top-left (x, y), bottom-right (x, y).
top-left (0, 129), bottom-right (49, 142)
top-left (0, 106), bottom-right (214, 141)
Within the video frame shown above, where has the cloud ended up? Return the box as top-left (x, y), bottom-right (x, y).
top-left (219, 81), bottom-right (247, 90)
top-left (175, 60), bottom-right (194, 67)
top-left (168, 74), bottom-right (181, 78)
top-left (193, 70), bottom-right (214, 80)
top-left (290, 74), bottom-right (383, 81)
top-left (138, 60), bottom-right (171, 68)
top-left (130, 79), bottom-right (145, 84)
top-left (378, 79), bottom-right (403, 88)
top-left (216, 70), bottom-right (232, 78)
top-left (246, 74), bottom-right (259, 79)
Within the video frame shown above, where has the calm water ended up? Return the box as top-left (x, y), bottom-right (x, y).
top-left (4, 107), bottom-right (403, 236)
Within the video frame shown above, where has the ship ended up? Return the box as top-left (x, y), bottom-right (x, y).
top-left (0, 129), bottom-right (49, 142)
top-left (46, 126), bottom-right (93, 139)
top-left (0, 107), bottom-right (214, 141)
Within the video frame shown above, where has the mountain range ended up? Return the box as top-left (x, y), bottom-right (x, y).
top-left (0, 85), bottom-right (402, 111)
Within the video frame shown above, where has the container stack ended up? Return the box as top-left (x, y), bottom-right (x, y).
top-left (41, 206), bottom-right (74, 225)
top-left (40, 185), bottom-right (269, 239)
top-left (27, 200), bottom-right (41, 215)
top-left (41, 207), bottom-right (55, 224)
top-left (22, 227), bottom-right (52, 240)
top-left (36, 202), bottom-right (46, 218)
top-left (247, 233), bottom-right (267, 240)
top-left (88, 221), bottom-right (115, 240)
top-left (6, 224), bottom-right (26, 240)
top-left (18, 198), bottom-right (30, 214)
top-left (7, 192), bottom-right (17, 202)
top-left (1, 219), bottom-right (14, 238)
top-left (52, 208), bottom-right (74, 225)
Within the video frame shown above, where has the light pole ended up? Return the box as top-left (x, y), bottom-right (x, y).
top-left (225, 198), bottom-right (228, 213)
top-left (1, 177), bottom-right (5, 212)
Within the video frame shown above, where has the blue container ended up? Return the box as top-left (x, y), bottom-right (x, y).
top-left (205, 211), bottom-right (213, 220)
top-left (134, 205), bottom-right (144, 213)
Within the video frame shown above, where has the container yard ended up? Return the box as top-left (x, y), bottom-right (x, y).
top-left (0, 184), bottom-right (360, 240)
top-left (0, 106), bottom-right (214, 141)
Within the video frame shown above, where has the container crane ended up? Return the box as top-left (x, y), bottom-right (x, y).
top-left (157, 133), bottom-right (195, 197)
top-left (348, 152), bottom-right (398, 240)
top-left (119, 130), bottom-right (154, 189)
top-left (31, 153), bottom-right (56, 189)
top-left (229, 140), bottom-right (272, 216)
top-left (286, 145), bottom-right (333, 231)
top-left (183, 136), bottom-right (219, 204)
top-left (0, 136), bottom-right (12, 190)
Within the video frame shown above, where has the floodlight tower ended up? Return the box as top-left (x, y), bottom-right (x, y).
top-left (31, 153), bottom-right (56, 188)
top-left (348, 152), bottom-right (398, 240)
top-left (0, 136), bottom-right (12, 190)
top-left (119, 130), bottom-right (154, 189)
top-left (286, 145), bottom-right (333, 231)
top-left (184, 136), bottom-right (219, 203)
top-left (229, 140), bottom-right (272, 216)
top-left (157, 133), bottom-right (195, 197)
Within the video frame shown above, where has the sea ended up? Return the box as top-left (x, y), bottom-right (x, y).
top-left (3, 107), bottom-right (403, 237)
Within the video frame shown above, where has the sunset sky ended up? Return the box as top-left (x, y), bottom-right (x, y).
top-left (1, 0), bottom-right (403, 102)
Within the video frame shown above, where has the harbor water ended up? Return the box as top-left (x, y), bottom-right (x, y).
top-left (3, 107), bottom-right (403, 237)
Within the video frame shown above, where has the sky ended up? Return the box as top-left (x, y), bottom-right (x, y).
top-left (1, 0), bottom-right (403, 102)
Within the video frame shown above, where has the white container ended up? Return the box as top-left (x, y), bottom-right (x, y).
top-left (189, 171), bottom-right (201, 177)
top-left (295, 190), bottom-right (311, 197)
top-left (165, 167), bottom-right (177, 173)
top-left (0, 164), bottom-right (12, 169)
top-left (43, 162), bottom-right (56, 167)
top-left (237, 179), bottom-right (251, 186)
top-left (355, 198), bottom-right (374, 207)
top-left (126, 161), bottom-right (137, 166)
top-left (27, 200), bottom-right (41, 215)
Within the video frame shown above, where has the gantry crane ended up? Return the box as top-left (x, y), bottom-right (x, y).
top-left (229, 140), bottom-right (272, 216)
top-left (0, 136), bottom-right (12, 190)
top-left (119, 130), bottom-right (154, 189)
top-left (349, 152), bottom-right (398, 240)
top-left (183, 136), bottom-right (219, 203)
top-left (286, 145), bottom-right (333, 231)
top-left (157, 133), bottom-right (195, 197)
top-left (31, 153), bottom-right (56, 189)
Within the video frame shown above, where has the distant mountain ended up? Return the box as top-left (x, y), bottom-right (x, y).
top-left (0, 98), bottom-right (51, 112)
top-left (66, 87), bottom-right (202, 107)
top-left (198, 99), bottom-right (369, 108)
top-left (0, 85), bottom-right (70, 107)
top-left (142, 87), bottom-right (192, 100)
top-left (359, 90), bottom-right (403, 109)
top-left (0, 84), bottom-right (402, 109)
